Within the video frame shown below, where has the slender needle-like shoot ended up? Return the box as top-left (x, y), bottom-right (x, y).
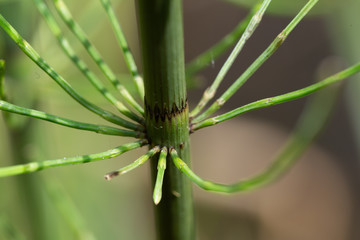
top-left (192, 61), bottom-right (360, 131)
top-left (190, 0), bottom-right (272, 117)
top-left (0, 14), bottom-right (142, 131)
top-left (193, 0), bottom-right (319, 123)
top-left (104, 146), bottom-right (160, 180)
top-left (0, 60), bottom-right (6, 101)
top-left (34, 0), bottom-right (144, 124)
top-left (0, 100), bottom-right (144, 138)
top-left (52, 0), bottom-right (144, 115)
top-left (153, 147), bottom-right (168, 205)
top-left (99, 0), bottom-right (145, 100)
top-left (0, 140), bottom-right (147, 178)
top-left (173, 73), bottom-right (336, 194)
top-left (186, 2), bottom-right (262, 78)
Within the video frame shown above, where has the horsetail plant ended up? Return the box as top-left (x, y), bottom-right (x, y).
top-left (0, 0), bottom-right (359, 239)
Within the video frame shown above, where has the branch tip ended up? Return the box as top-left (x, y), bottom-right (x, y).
top-left (104, 171), bottom-right (119, 181)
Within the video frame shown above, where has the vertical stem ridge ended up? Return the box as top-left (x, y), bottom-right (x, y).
top-left (136, 0), bottom-right (195, 239)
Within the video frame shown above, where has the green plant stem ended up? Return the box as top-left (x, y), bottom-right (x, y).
top-left (0, 60), bottom-right (6, 101)
top-left (190, 0), bottom-right (272, 117)
top-left (192, 61), bottom-right (360, 130)
top-left (52, 0), bottom-right (144, 116)
top-left (0, 215), bottom-right (26, 240)
top-left (0, 140), bottom-right (147, 178)
top-left (104, 146), bottom-right (160, 180)
top-left (0, 100), bottom-right (143, 138)
top-left (34, 0), bottom-right (143, 124)
top-left (185, 2), bottom-right (261, 78)
top-left (153, 147), bottom-right (167, 205)
top-left (5, 115), bottom-right (46, 240)
top-left (99, 0), bottom-right (145, 100)
top-left (173, 79), bottom-right (339, 192)
top-left (0, 14), bottom-right (142, 131)
top-left (45, 179), bottom-right (96, 240)
top-left (193, 0), bottom-right (319, 123)
top-left (136, 0), bottom-right (195, 239)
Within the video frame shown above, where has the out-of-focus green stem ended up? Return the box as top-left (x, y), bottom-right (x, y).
top-left (34, 0), bottom-right (143, 124)
top-left (326, 0), bottom-right (360, 159)
top-left (0, 60), bottom-right (6, 101)
top-left (190, 0), bottom-right (271, 117)
top-left (185, 2), bottom-right (261, 78)
top-left (0, 140), bottom-right (147, 178)
top-left (0, 14), bottom-right (141, 131)
top-left (0, 100), bottom-right (143, 138)
top-left (174, 76), bottom-right (340, 192)
top-left (192, 62), bottom-right (360, 130)
top-left (52, 0), bottom-right (144, 116)
top-left (193, 0), bottom-right (319, 123)
top-left (45, 180), bottom-right (96, 240)
top-left (99, 0), bottom-right (145, 100)
top-left (0, 215), bottom-right (26, 240)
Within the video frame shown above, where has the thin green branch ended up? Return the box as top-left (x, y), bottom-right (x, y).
top-left (104, 145), bottom-right (160, 180)
top-left (172, 75), bottom-right (337, 193)
top-left (0, 14), bottom-right (142, 131)
top-left (193, 0), bottom-right (319, 123)
top-left (34, 0), bottom-right (144, 124)
top-left (0, 100), bottom-right (144, 138)
top-left (185, 2), bottom-right (261, 78)
top-left (52, 0), bottom-right (144, 116)
top-left (153, 147), bottom-right (167, 205)
top-left (0, 140), bottom-right (147, 178)
top-left (192, 61), bottom-right (360, 131)
top-left (190, 0), bottom-right (272, 117)
top-left (99, 0), bottom-right (145, 100)
top-left (0, 60), bottom-right (6, 101)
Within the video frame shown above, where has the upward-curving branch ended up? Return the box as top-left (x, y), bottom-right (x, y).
top-left (0, 14), bottom-right (142, 131)
top-left (192, 0), bottom-right (319, 123)
top-left (99, 0), bottom-right (145, 100)
top-left (192, 61), bottom-right (360, 131)
top-left (190, 0), bottom-right (272, 117)
top-left (52, 0), bottom-right (144, 116)
top-left (34, 0), bottom-right (144, 124)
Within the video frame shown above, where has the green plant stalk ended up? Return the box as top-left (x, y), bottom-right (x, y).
top-left (0, 100), bottom-right (143, 137)
top-left (4, 108), bottom-right (47, 240)
top-left (136, 0), bottom-right (195, 239)
top-left (0, 14), bottom-right (142, 131)
top-left (99, 0), bottom-right (145, 100)
top-left (174, 76), bottom-right (339, 193)
top-left (193, 0), bottom-right (319, 123)
top-left (44, 179), bottom-right (96, 240)
top-left (326, 0), bottom-right (360, 158)
top-left (34, 0), bottom-right (143, 124)
top-left (0, 60), bottom-right (6, 101)
top-left (192, 61), bottom-right (360, 130)
top-left (52, 0), bottom-right (144, 116)
top-left (185, 2), bottom-right (261, 78)
top-left (0, 215), bottom-right (26, 240)
top-left (0, 140), bottom-right (147, 177)
top-left (190, 0), bottom-right (272, 117)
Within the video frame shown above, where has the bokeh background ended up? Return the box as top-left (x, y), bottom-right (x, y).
top-left (0, 0), bottom-right (359, 239)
